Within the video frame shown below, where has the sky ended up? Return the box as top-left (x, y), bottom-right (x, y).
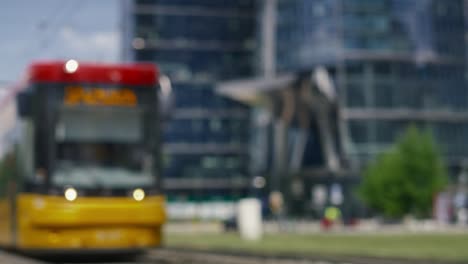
top-left (0, 0), bottom-right (119, 83)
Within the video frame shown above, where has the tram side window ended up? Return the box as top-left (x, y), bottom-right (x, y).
top-left (14, 89), bottom-right (35, 183)
top-left (16, 120), bottom-right (34, 182)
top-left (0, 99), bottom-right (19, 193)
top-left (17, 89), bottom-right (33, 117)
top-left (0, 148), bottom-right (16, 197)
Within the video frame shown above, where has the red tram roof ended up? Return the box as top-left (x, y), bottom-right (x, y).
top-left (28, 61), bottom-right (159, 86)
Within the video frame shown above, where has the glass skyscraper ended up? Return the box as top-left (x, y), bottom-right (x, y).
top-left (276, 0), bottom-right (467, 173)
top-left (122, 0), bottom-right (468, 217)
top-left (121, 0), bottom-right (256, 218)
top-left (215, 0), bottom-right (467, 217)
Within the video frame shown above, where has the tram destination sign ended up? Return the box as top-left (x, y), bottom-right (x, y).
top-left (64, 86), bottom-right (138, 107)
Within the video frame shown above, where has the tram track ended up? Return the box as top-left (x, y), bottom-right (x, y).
top-left (140, 249), bottom-right (344, 264)
top-left (4, 248), bottom-right (462, 264)
top-left (138, 248), bottom-right (464, 264)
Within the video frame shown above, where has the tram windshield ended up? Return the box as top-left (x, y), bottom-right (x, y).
top-left (51, 106), bottom-right (155, 189)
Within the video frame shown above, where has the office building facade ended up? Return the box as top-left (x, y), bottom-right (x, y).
top-left (122, 0), bottom-right (468, 217)
top-left (121, 0), bottom-right (257, 219)
top-left (275, 0), bottom-right (467, 171)
top-left (218, 0), bottom-right (467, 217)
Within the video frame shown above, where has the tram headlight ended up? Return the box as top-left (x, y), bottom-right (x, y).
top-left (64, 187), bottom-right (78, 201)
top-left (133, 188), bottom-right (145, 201)
top-left (64, 59), bottom-right (79, 73)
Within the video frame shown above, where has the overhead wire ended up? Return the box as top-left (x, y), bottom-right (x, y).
top-left (18, 1), bottom-right (70, 59)
top-left (34, 1), bottom-right (86, 56)
top-left (24, 0), bottom-right (87, 60)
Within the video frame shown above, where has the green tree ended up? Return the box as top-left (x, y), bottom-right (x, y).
top-left (359, 126), bottom-right (448, 219)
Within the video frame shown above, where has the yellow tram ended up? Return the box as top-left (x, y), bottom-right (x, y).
top-left (0, 61), bottom-right (166, 252)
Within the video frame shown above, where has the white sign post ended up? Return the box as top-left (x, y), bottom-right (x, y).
top-left (237, 198), bottom-right (262, 241)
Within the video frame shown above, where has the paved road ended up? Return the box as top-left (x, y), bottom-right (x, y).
top-left (0, 251), bottom-right (47, 264)
top-left (9, 249), bottom-right (354, 264)
top-left (140, 249), bottom-right (354, 264)
top-left (3, 249), bottom-right (459, 264)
